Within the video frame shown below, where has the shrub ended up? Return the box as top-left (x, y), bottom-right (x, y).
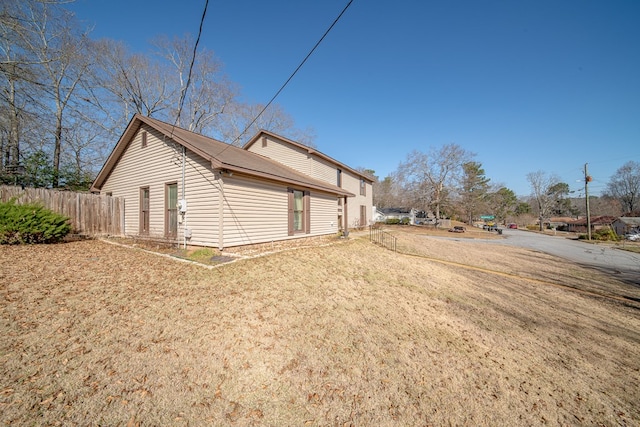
top-left (385, 218), bottom-right (401, 225)
top-left (577, 228), bottom-right (619, 241)
top-left (0, 200), bottom-right (71, 244)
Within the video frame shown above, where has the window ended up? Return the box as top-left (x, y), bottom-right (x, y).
top-left (288, 188), bottom-right (310, 235)
top-left (166, 183), bottom-right (178, 238)
top-left (293, 190), bottom-right (304, 231)
top-left (140, 187), bottom-right (149, 234)
top-left (360, 205), bottom-right (367, 227)
top-left (141, 131), bottom-right (147, 148)
top-left (337, 169), bottom-right (342, 187)
top-left (262, 136), bottom-right (267, 147)
top-left (360, 178), bottom-right (366, 196)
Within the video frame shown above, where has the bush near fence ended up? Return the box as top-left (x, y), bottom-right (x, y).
top-left (0, 200), bottom-right (72, 244)
top-left (0, 185), bottom-right (123, 237)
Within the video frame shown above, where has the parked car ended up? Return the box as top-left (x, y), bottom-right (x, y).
top-left (483, 222), bottom-right (498, 231)
top-left (625, 233), bottom-right (640, 241)
top-left (448, 226), bottom-right (466, 233)
top-left (507, 223), bottom-right (518, 229)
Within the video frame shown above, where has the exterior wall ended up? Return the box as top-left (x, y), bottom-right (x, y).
top-left (221, 175), bottom-right (288, 247)
top-left (247, 135), bottom-right (374, 229)
top-left (99, 124), bottom-right (220, 247)
top-left (310, 192), bottom-right (341, 234)
top-left (340, 170), bottom-right (372, 228)
top-left (612, 218), bottom-right (640, 236)
top-left (99, 126), bottom-right (343, 249)
top-left (221, 174), bottom-right (339, 248)
top-left (311, 156), bottom-right (338, 184)
top-left (247, 135), bottom-right (312, 175)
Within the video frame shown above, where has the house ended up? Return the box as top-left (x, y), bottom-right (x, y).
top-left (374, 207), bottom-right (416, 224)
top-left (546, 217), bottom-right (574, 230)
top-left (244, 130), bottom-right (373, 229)
top-left (565, 216), bottom-right (616, 233)
top-left (91, 114), bottom-right (372, 250)
top-left (612, 217), bottom-right (640, 236)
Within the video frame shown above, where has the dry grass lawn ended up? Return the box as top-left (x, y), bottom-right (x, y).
top-left (1, 228), bottom-right (639, 426)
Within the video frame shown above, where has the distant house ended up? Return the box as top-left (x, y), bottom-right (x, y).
top-left (612, 217), bottom-right (640, 236)
top-left (565, 216), bottom-right (616, 233)
top-left (547, 217), bottom-right (574, 230)
top-left (374, 207), bottom-right (416, 224)
top-left (91, 114), bottom-right (373, 250)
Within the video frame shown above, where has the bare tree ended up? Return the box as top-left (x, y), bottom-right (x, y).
top-left (94, 39), bottom-right (173, 121)
top-left (1, 1), bottom-right (322, 188)
top-left (373, 171), bottom-right (413, 209)
top-left (0, 0), bottom-right (97, 187)
top-left (589, 195), bottom-right (622, 217)
top-left (95, 35), bottom-right (315, 148)
top-left (526, 171), bottom-right (566, 231)
top-left (605, 161), bottom-right (640, 214)
top-left (0, 0), bottom-right (40, 177)
top-left (153, 35), bottom-right (237, 134)
top-left (29, 3), bottom-right (94, 186)
top-left (399, 144), bottom-right (473, 224)
top-left (360, 169), bottom-right (405, 210)
top-left (214, 102), bottom-right (316, 147)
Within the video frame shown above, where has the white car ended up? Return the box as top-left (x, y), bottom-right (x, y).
top-left (625, 233), bottom-right (640, 241)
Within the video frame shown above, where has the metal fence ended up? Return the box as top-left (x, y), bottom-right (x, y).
top-left (0, 185), bottom-right (124, 236)
top-left (369, 225), bottom-right (397, 252)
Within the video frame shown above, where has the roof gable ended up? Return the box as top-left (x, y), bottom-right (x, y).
top-left (244, 130), bottom-right (374, 183)
top-left (614, 217), bottom-right (640, 226)
top-left (567, 216), bottom-right (617, 225)
top-left (91, 114), bottom-right (354, 197)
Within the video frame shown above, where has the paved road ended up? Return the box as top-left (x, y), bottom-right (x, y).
top-left (473, 229), bottom-right (640, 286)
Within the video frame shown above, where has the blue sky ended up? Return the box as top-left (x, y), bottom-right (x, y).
top-left (70, 0), bottom-right (640, 197)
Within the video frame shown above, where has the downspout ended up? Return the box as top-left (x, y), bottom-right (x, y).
top-left (182, 146), bottom-right (187, 249)
top-left (218, 171), bottom-right (224, 250)
top-left (343, 195), bottom-right (349, 236)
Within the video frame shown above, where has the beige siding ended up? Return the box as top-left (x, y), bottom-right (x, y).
top-left (221, 175), bottom-right (339, 248)
top-left (221, 176), bottom-right (288, 247)
top-left (303, 155), bottom-right (374, 229)
top-left (248, 136), bottom-right (340, 185)
top-left (179, 153), bottom-right (221, 247)
top-left (100, 125), bottom-right (220, 246)
top-left (311, 156), bottom-right (338, 184)
top-left (247, 135), bottom-right (311, 175)
top-left (310, 192), bottom-right (340, 235)
top-left (341, 170), bottom-right (373, 228)
top-left (247, 134), bottom-right (374, 230)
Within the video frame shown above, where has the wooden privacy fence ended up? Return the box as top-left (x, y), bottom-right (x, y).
top-left (0, 185), bottom-right (124, 236)
top-left (369, 225), bottom-right (397, 252)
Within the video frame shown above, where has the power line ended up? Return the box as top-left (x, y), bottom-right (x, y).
top-left (167, 0), bottom-right (209, 165)
top-left (229, 0), bottom-right (354, 146)
top-left (173, 0), bottom-right (210, 131)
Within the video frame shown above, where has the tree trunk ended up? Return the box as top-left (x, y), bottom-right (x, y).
top-left (53, 111), bottom-right (62, 188)
top-left (8, 78), bottom-right (21, 171)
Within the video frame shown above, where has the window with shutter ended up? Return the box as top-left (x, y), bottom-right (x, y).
top-left (166, 183), bottom-right (178, 238)
top-left (288, 188), bottom-right (311, 235)
top-left (140, 187), bottom-right (149, 234)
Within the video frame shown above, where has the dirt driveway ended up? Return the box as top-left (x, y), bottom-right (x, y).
top-left (1, 230), bottom-right (639, 425)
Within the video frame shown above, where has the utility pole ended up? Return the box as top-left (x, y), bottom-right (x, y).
top-left (584, 163), bottom-right (592, 241)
